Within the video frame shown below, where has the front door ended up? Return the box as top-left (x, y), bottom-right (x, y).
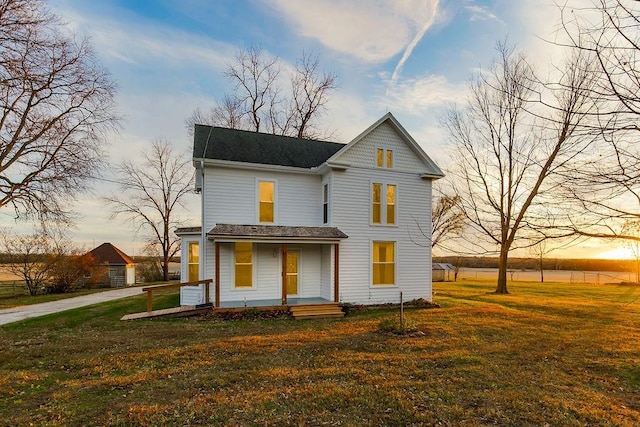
top-left (286, 251), bottom-right (299, 296)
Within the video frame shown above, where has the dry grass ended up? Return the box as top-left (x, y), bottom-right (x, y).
top-left (1, 280), bottom-right (639, 426)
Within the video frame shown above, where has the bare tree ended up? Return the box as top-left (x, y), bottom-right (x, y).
top-left (444, 42), bottom-right (600, 294)
top-left (529, 240), bottom-right (552, 283)
top-left (620, 220), bottom-right (640, 283)
top-left (287, 53), bottom-right (338, 139)
top-left (0, 230), bottom-right (52, 295)
top-left (431, 188), bottom-right (465, 250)
top-left (105, 141), bottom-right (193, 281)
top-left (409, 183), bottom-right (465, 250)
top-left (555, 1), bottom-right (640, 244)
top-left (0, 0), bottom-right (118, 223)
top-left (187, 47), bottom-right (337, 139)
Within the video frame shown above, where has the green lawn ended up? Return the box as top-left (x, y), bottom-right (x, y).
top-left (1, 281), bottom-right (639, 426)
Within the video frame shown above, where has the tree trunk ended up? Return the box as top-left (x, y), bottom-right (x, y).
top-left (539, 254), bottom-right (544, 283)
top-left (162, 258), bottom-right (169, 282)
top-left (496, 247), bottom-right (509, 294)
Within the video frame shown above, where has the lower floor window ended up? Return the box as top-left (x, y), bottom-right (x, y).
top-left (188, 241), bottom-right (199, 282)
top-left (235, 242), bottom-right (253, 288)
top-left (372, 241), bottom-right (395, 285)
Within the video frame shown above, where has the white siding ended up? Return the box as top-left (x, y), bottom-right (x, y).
top-left (336, 122), bottom-right (428, 173)
top-left (320, 245), bottom-right (332, 301)
top-left (181, 285), bottom-right (204, 306)
top-left (202, 168), bottom-right (323, 231)
top-left (296, 245), bottom-right (321, 298)
top-left (125, 266), bottom-right (135, 286)
top-left (330, 124), bottom-right (434, 305)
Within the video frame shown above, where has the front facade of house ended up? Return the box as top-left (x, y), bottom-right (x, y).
top-left (176, 113), bottom-right (444, 307)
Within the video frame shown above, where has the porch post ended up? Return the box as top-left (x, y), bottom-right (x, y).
top-left (214, 241), bottom-right (220, 307)
top-left (281, 243), bottom-right (288, 305)
top-left (334, 243), bottom-right (339, 302)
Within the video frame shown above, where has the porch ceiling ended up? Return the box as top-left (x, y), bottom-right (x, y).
top-left (207, 224), bottom-right (348, 243)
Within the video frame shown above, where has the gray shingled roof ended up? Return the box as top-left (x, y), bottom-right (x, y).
top-left (193, 125), bottom-right (344, 168)
top-left (208, 224), bottom-right (348, 240)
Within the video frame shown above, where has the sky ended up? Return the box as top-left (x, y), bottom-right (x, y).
top-left (3, 0), bottom-right (627, 259)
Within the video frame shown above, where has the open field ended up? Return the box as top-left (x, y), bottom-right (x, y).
top-left (1, 280), bottom-right (639, 425)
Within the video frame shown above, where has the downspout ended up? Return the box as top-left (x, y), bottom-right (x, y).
top-left (200, 159), bottom-right (206, 282)
top-left (200, 126), bottom-right (213, 302)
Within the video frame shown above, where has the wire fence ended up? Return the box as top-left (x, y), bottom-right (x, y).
top-left (458, 268), bottom-right (636, 284)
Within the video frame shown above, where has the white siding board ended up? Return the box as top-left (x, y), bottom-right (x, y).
top-left (295, 245), bottom-right (321, 298)
top-left (202, 167), bottom-right (322, 229)
top-left (331, 166), bottom-right (433, 305)
top-left (320, 245), bottom-right (332, 301)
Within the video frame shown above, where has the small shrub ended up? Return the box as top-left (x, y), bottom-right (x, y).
top-left (406, 298), bottom-right (440, 308)
top-left (379, 315), bottom-right (419, 335)
top-left (339, 302), bottom-right (364, 315)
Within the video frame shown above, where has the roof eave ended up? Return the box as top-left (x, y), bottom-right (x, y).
top-left (196, 158), bottom-right (319, 175)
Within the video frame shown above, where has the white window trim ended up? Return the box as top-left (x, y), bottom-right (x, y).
top-left (370, 180), bottom-right (399, 227)
top-left (322, 181), bottom-right (330, 225)
top-left (186, 240), bottom-right (200, 282)
top-left (231, 241), bottom-right (258, 291)
top-left (370, 239), bottom-right (398, 288)
top-left (256, 178), bottom-right (278, 224)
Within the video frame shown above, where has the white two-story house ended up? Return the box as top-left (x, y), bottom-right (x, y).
top-left (176, 112), bottom-right (444, 307)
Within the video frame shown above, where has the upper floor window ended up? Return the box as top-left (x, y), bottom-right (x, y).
top-left (377, 148), bottom-right (393, 168)
top-left (323, 183), bottom-right (329, 224)
top-left (386, 184), bottom-right (395, 224)
top-left (372, 182), bottom-right (396, 225)
top-left (259, 180), bottom-right (275, 223)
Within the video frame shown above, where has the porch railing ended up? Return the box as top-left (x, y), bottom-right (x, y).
top-left (141, 279), bottom-right (215, 313)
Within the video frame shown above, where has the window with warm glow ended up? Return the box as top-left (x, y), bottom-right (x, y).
top-left (377, 148), bottom-right (393, 168)
top-left (372, 183), bottom-right (381, 224)
top-left (372, 241), bottom-right (395, 285)
top-left (372, 183), bottom-right (396, 225)
top-left (386, 184), bottom-right (395, 224)
top-left (259, 181), bottom-right (274, 223)
top-left (188, 241), bottom-right (199, 282)
top-left (234, 242), bottom-right (253, 288)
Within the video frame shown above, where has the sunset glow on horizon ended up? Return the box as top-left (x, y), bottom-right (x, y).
top-left (595, 246), bottom-right (637, 260)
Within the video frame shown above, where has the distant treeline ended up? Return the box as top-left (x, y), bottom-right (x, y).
top-left (434, 256), bottom-right (638, 272)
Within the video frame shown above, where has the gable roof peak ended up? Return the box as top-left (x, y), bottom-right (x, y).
top-left (326, 111), bottom-right (445, 178)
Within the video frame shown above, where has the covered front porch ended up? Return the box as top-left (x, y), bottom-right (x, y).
top-left (200, 224), bottom-right (348, 306)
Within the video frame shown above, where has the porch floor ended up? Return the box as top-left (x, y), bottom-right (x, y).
top-left (217, 297), bottom-right (332, 309)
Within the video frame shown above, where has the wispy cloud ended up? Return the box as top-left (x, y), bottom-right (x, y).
top-left (60, 9), bottom-right (235, 70)
top-left (381, 74), bottom-right (467, 116)
top-left (465, 4), bottom-right (504, 24)
top-left (262, 0), bottom-right (439, 64)
top-left (389, 0), bottom-right (440, 86)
